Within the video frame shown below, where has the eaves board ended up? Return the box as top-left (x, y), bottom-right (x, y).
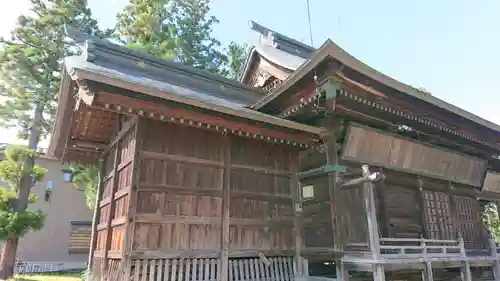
top-left (340, 122), bottom-right (487, 187)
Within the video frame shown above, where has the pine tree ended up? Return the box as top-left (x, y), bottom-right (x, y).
top-left (115, 0), bottom-right (176, 59)
top-left (0, 0), bottom-right (107, 278)
top-left (115, 0), bottom-right (228, 75)
top-left (0, 145), bottom-right (46, 279)
top-left (224, 42), bottom-right (248, 80)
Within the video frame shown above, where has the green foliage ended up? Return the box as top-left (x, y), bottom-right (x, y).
top-left (70, 164), bottom-right (100, 210)
top-left (0, 0), bottom-right (110, 140)
top-left (115, 0), bottom-right (247, 79)
top-left (0, 145), bottom-right (45, 190)
top-left (417, 87), bottom-right (432, 95)
top-left (225, 42), bottom-right (248, 80)
top-left (483, 202), bottom-right (500, 241)
top-left (0, 145), bottom-right (46, 240)
top-left (115, 0), bottom-right (176, 60)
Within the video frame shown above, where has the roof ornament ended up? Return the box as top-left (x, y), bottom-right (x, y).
top-left (64, 24), bottom-right (93, 44)
top-left (260, 32), bottom-right (278, 48)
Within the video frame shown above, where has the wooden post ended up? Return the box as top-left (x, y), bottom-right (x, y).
top-left (102, 136), bottom-right (121, 279)
top-left (458, 231), bottom-right (472, 281)
top-left (362, 165), bottom-right (385, 281)
top-left (422, 261), bottom-right (434, 281)
top-left (416, 178), bottom-right (430, 238)
top-left (219, 135), bottom-right (231, 281)
top-left (87, 159), bottom-right (105, 273)
top-left (324, 119), bottom-right (344, 252)
top-left (336, 260), bottom-right (349, 281)
top-left (420, 235), bottom-right (434, 281)
top-left (290, 152), bottom-right (303, 277)
top-left (488, 232), bottom-right (500, 281)
top-left (122, 117), bottom-right (142, 281)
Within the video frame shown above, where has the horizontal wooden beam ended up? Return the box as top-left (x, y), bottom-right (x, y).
top-left (129, 249), bottom-right (295, 259)
top-left (95, 92), bottom-right (320, 146)
top-left (298, 164), bottom-right (347, 179)
top-left (134, 214), bottom-right (293, 226)
top-left (102, 115), bottom-right (138, 156)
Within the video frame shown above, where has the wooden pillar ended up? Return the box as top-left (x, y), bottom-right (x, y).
top-left (324, 119), bottom-right (344, 251)
top-left (336, 260), bottom-right (349, 281)
top-left (219, 135), bottom-right (231, 281)
top-left (122, 117), bottom-right (141, 281)
top-left (362, 165), bottom-right (385, 281)
top-left (421, 261), bottom-right (434, 281)
top-left (290, 152), bottom-right (303, 277)
top-left (102, 137), bottom-right (121, 279)
top-left (416, 179), bottom-right (430, 238)
top-left (488, 233), bottom-right (500, 281)
top-left (458, 232), bottom-right (472, 281)
top-left (87, 159), bottom-right (105, 273)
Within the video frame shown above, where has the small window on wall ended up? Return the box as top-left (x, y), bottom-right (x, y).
top-left (302, 184), bottom-right (314, 200)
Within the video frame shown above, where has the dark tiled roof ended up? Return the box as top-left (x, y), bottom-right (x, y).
top-left (70, 37), bottom-right (264, 108)
top-left (245, 21), bottom-right (500, 135)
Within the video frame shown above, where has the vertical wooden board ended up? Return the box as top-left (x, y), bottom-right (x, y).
top-left (113, 195), bottom-right (129, 220)
top-left (110, 226), bottom-right (125, 251)
top-left (117, 163), bottom-right (133, 191)
top-left (339, 185), bottom-right (368, 245)
top-left (453, 195), bottom-right (483, 248)
top-left (382, 184), bottom-right (422, 238)
top-left (423, 190), bottom-right (456, 240)
top-left (141, 120), bottom-right (225, 162)
top-left (96, 229), bottom-right (107, 251)
top-left (101, 179), bottom-right (114, 204)
top-left (483, 171), bottom-right (500, 193)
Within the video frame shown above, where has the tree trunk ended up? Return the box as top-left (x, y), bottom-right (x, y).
top-left (0, 238), bottom-right (19, 279)
top-left (0, 101), bottom-right (42, 280)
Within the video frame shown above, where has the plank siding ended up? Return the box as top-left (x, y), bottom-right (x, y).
top-left (422, 190), bottom-right (455, 241)
top-left (339, 185), bottom-right (368, 246)
top-left (483, 171), bottom-right (500, 193)
top-left (90, 117), bottom-right (304, 280)
top-left (453, 195), bottom-right (484, 249)
top-left (381, 184), bottom-right (422, 239)
top-left (135, 120), bottom-right (224, 254)
top-left (300, 175), bottom-right (333, 248)
top-left (130, 119), bottom-right (297, 257)
top-left (342, 124), bottom-right (487, 187)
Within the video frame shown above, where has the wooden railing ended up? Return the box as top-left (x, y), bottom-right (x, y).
top-left (13, 260), bottom-right (86, 274)
top-left (379, 237), bottom-right (462, 259)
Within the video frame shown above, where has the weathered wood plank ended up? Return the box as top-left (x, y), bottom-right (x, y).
top-left (102, 140), bottom-right (121, 274)
top-left (88, 160), bottom-right (105, 272)
top-left (220, 135), bottom-right (231, 281)
top-left (122, 118), bottom-right (142, 281)
top-left (342, 123), bottom-right (487, 187)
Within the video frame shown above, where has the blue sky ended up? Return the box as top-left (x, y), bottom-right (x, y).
top-left (1, 0), bottom-right (500, 145)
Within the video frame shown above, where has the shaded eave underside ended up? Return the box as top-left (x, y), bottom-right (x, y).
top-left (252, 40), bottom-right (500, 134)
top-left (48, 60), bottom-right (326, 159)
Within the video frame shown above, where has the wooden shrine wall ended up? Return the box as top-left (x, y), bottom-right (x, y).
top-left (379, 183), bottom-right (422, 239)
top-left (92, 118), bottom-right (137, 279)
top-left (300, 175), bottom-right (334, 248)
top-left (374, 172), bottom-right (485, 248)
top-left (338, 123), bottom-right (487, 249)
top-left (132, 119), bottom-right (298, 258)
top-left (342, 124), bottom-right (487, 187)
top-left (483, 171), bottom-right (500, 193)
top-left (299, 147), bottom-right (369, 251)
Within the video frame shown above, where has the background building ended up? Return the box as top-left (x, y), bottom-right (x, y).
top-left (0, 145), bottom-right (92, 269)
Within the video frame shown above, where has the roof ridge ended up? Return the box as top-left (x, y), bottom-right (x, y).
top-left (65, 25), bottom-right (263, 96)
top-left (249, 21), bottom-right (316, 56)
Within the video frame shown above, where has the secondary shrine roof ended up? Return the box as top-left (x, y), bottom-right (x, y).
top-left (243, 21), bottom-right (500, 135)
top-left (48, 29), bottom-right (326, 160)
